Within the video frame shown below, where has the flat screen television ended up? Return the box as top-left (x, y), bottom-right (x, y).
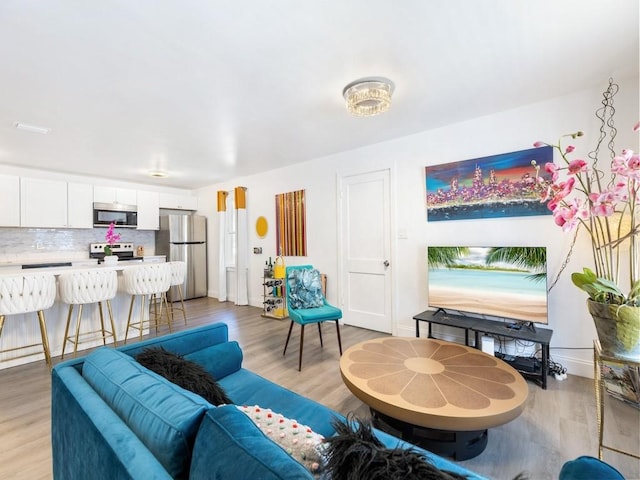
top-left (427, 246), bottom-right (548, 325)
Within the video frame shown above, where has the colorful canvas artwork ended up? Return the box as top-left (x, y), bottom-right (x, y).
top-left (275, 189), bottom-right (307, 256)
top-left (425, 146), bottom-right (553, 221)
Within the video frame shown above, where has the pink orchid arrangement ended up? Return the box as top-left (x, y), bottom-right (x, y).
top-left (532, 120), bottom-right (639, 306)
top-left (104, 221), bottom-right (121, 256)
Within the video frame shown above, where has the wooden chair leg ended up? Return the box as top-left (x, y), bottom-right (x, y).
top-left (335, 320), bottom-right (343, 354)
top-left (283, 321), bottom-right (295, 356)
top-left (317, 322), bottom-right (323, 348)
top-left (298, 324), bottom-right (305, 371)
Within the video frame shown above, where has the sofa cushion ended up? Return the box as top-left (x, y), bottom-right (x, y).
top-left (218, 368), bottom-right (339, 438)
top-left (236, 405), bottom-right (324, 473)
top-left (190, 405), bottom-right (314, 480)
top-left (136, 347), bottom-right (233, 405)
top-left (183, 340), bottom-right (244, 380)
top-left (287, 268), bottom-right (324, 309)
top-left (82, 347), bottom-right (210, 479)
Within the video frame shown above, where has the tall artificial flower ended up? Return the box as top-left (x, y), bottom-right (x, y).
top-left (531, 83), bottom-right (639, 306)
top-left (104, 222), bottom-right (121, 256)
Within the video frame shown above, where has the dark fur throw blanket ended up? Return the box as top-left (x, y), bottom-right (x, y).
top-left (321, 415), bottom-right (469, 480)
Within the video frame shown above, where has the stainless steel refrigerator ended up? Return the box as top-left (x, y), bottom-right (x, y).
top-left (156, 215), bottom-right (207, 301)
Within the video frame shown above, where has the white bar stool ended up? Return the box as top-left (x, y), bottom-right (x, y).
top-left (168, 261), bottom-right (188, 325)
top-left (123, 263), bottom-right (172, 342)
top-left (58, 269), bottom-right (118, 359)
top-left (0, 274), bottom-right (56, 369)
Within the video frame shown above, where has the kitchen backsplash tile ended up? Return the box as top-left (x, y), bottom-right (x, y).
top-left (0, 228), bottom-right (155, 264)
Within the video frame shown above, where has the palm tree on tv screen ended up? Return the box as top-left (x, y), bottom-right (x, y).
top-left (427, 247), bottom-right (470, 267)
top-left (485, 247), bottom-right (547, 283)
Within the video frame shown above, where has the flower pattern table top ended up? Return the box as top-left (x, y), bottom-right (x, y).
top-left (340, 337), bottom-right (529, 431)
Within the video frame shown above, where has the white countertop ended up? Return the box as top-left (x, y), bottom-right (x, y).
top-left (0, 258), bottom-right (166, 276)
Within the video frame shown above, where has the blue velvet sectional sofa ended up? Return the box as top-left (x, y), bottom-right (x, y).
top-left (51, 322), bottom-right (487, 479)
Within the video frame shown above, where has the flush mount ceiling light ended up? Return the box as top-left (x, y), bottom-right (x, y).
top-left (149, 170), bottom-right (169, 178)
top-left (14, 122), bottom-right (51, 134)
top-left (342, 77), bottom-right (394, 117)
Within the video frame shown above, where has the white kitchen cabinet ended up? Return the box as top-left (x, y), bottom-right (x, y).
top-left (0, 174), bottom-right (20, 226)
top-left (158, 193), bottom-right (198, 210)
top-left (67, 183), bottom-right (94, 228)
top-left (93, 186), bottom-right (137, 206)
top-left (20, 178), bottom-right (67, 227)
top-left (136, 190), bottom-right (159, 230)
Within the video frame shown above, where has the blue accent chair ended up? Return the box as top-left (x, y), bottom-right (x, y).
top-left (283, 265), bottom-right (343, 371)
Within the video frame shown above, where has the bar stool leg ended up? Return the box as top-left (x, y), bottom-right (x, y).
top-left (139, 294), bottom-right (146, 341)
top-left (37, 310), bottom-right (52, 370)
top-left (72, 304), bottom-right (84, 358)
top-left (61, 305), bottom-right (74, 359)
top-left (106, 299), bottom-right (117, 347)
top-left (124, 296), bottom-right (136, 344)
top-left (176, 285), bottom-right (187, 324)
top-left (163, 293), bottom-right (173, 333)
top-left (97, 301), bottom-right (107, 346)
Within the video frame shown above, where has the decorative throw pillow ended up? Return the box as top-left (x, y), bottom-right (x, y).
top-left (136, 347), bottom-right (233, 406)
top-left (321, 415), bottom-right (469, 480)
top-left (287, 268), bottom-right (324, 309)
top-left (236, 405), bottom-right (324, 474)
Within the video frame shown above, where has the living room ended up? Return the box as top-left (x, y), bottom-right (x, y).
top-left (0, 1), bottom-right (638, 479)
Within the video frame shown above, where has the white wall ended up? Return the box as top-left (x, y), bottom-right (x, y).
top-left (196, 77), bottom-right (639, 378)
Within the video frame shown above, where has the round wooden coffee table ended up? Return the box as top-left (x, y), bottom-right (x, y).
top-left (340, 337), bottom-right (529, 459)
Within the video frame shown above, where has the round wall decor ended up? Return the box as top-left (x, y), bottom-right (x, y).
top-left (256, 216), bottom-right (268, 238)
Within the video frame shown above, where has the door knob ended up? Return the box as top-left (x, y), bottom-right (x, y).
top-left (383, 260), bottom-right (390, 267)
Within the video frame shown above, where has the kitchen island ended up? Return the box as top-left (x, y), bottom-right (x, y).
top-left (0, 260), bottom-right (166, 370)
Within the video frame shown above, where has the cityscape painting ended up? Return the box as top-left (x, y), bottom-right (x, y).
top-left (425, 146), bottom-right (553, 222)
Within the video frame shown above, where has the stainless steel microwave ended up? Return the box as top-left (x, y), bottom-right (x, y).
top-left (93, 202), bottom-right (138, 228)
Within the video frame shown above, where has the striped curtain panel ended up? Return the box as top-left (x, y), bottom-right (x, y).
top-left (275, 189), bottom-right (307, 256)
top-left (235, 186), bottom-right (249, 305)
top-left (216, 191), bottom-right (228, 302)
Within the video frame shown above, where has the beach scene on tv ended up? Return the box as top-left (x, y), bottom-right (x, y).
top-left (427, 246), bottom-right (548, 324)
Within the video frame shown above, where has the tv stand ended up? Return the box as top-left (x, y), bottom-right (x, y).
top-left (413, 309), bottom-right (553, 389)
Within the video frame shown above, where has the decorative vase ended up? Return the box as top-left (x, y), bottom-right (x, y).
top-left (588, 299), bottom-right (640, 362)
top-left (103, 255), bottom-right (118, 265)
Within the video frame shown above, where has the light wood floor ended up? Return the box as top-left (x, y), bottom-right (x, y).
top-left (1, 297), bottom-right (638, 480)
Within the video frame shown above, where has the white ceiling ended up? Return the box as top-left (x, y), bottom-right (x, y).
top-left (1, 1), bottom-right (638, 189)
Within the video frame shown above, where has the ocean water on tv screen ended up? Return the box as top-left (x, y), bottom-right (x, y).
top-left (429, 268), bottom-right (546, 298)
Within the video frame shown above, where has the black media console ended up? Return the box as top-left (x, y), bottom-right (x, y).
top-left (413, 309), bottom-right (553, 389)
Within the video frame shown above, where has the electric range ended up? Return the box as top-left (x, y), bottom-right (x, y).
top-left (89, 242), bottom-right (144, 264)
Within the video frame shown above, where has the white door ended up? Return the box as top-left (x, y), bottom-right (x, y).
top-left (339, 169), bottom-right (392, 333)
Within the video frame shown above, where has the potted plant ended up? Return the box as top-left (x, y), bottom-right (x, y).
top-left (103, 222), bottom-right (121, 264)
top-left (532, 79), bottom-right (639, 359)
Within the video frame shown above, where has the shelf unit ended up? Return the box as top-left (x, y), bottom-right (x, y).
top-left (594, 339), bottom-right (640, 461)
top-left (413, 309), bottom-right (553, 389)
top-left (261, 275), bottom-right (287, 319)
